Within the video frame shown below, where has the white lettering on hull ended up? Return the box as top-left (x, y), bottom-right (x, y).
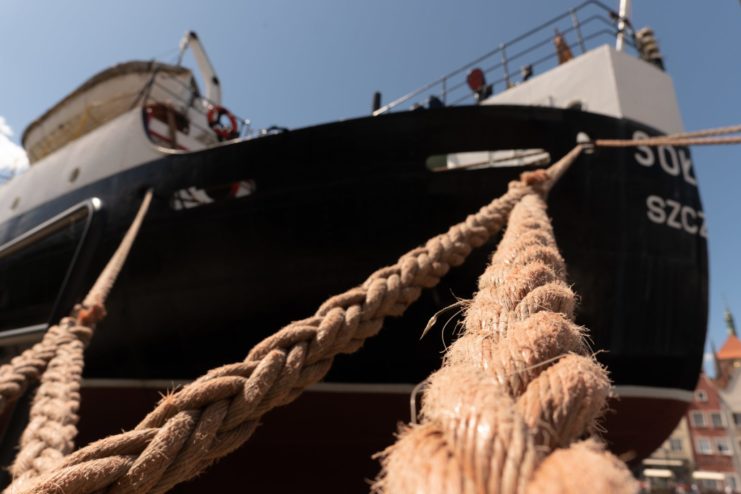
top-left (646, 195), bottom-right (707, 238)
top-left (632, 130), bottom-right (698, 186)
top-left (634, 131), bottom-right (704, 238)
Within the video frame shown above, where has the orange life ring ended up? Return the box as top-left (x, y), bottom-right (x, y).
top-left (207, 105), bottom-right (239, 140)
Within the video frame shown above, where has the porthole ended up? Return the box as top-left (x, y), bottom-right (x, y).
top-left (69, 168), bottom-right (80, 183)
top-left (10, 197), bottom-right (20, 210)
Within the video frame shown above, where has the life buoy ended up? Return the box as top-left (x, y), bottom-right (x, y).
top-left (207, 105), bottom-right (239, 140)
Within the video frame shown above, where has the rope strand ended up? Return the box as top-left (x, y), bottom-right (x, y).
top-left (595, 134), bottom-right (741, 148)
top-left (5, 151), bottom-right (585, 494)
top-left (594, 122), bottom-right (741, 148)
top-left (375, 176), bottom-right (635, 493)
top-left (5, 190), bottom-right (153, 492)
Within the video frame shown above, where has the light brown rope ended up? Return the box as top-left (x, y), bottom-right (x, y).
top-left (81, 189), bottom-right (154, 322)
top-left (375, 160), bottom-right (636, 493)
top-left (5, 151), bottom-right (588, 494)
top-left (594, 122), bottom-right (741, 148)
top-left (5, 119), bottom-right (737, 492)
top-left (4, 190), bottom-right (153, 492)
top-left (649, 123), bottom-right (741, 140)
top-left (595, 134), bottom-right (741, 147)
top-left (0, 192), bottom-right (153, 419)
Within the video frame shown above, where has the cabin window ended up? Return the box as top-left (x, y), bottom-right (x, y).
top-left (716, 437), bottom-right (732, 455)
top-left (728, 475), bottom-right (739, 491)
top-left (711, 412), bottom-right (725, 428)
top-left (733, 413), bottom-right (741, 426)
top-left (0, 203), bottom-right (93, 332)
top-left (695, 390), bottom-right (708, 402)
top-left (170, 180), bottom-right (257, 211)
top-left (669, 438), bottom-right (682, 452)
top-left (697, 479), bottom-right (720, 491)
top-left (145, 103), bottom-right (190, 134)
top-left (696, 437), bottom-right (712, 455)
top-left (690, 411), bottom-right (706, 427)
top-left (434, 149), bottom-right (551, 171)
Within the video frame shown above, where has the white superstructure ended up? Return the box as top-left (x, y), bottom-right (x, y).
top-left (0, 33), bottom-right (243, 231)
top-left (483, 45), bottom-right (683, 134)
top-left (449, 44), bottom-right (683, 169)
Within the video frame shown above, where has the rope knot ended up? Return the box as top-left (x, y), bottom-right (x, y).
top-left (74, 303), bottom-right (106, 327)
top-left (519, 169), bottom-right (551, 195)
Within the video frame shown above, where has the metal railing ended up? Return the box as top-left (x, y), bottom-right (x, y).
top-left (373, 0), bottom-right (636, 116)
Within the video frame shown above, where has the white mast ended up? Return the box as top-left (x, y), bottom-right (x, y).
top-left (615, 0), bottom-right (632, 51)
top-left (177, 31), bottom-right (222, 106)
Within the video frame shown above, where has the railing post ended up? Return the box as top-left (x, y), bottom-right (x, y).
top-left (570, 9), bottom-right (587, 54)
top-left (500, 44), bottom-right (511, 88)
top-left (616, 0), bottom-right (631, 51)
top-left (442, 77), bottom-right (447, 105)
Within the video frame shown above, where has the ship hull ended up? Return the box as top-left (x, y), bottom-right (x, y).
top-left (0, 105), bottom-right (708, 484)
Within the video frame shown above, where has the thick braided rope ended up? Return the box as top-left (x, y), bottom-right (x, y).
top-left (4, 190), bottom-right (153, 492)
top-left (375, 185), bottom-right (636, 493)
top-left (7, 168), bottom-right (542, 494)
top-left (0, 328), bottom-right (67, 416)
top-left (8, 320), bottom-right (92, 489)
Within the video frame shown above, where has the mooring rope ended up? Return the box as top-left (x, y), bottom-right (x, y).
top-left (595, 134), bottom-right (741, 147)
top-left (374, 166), bottom-right (636, 493)
top-left (6, 118), bottom-right (741, 493)
top-left (654, 123), bottom-right (741, 140)
top-left (594, 122), bottom-right (741, 148)
top-left (0, 191), bottom-right (153, 420)
top-left (2, 190), bottom-right (152, 492)
top-left (4, 151), bottom-right (584, 494)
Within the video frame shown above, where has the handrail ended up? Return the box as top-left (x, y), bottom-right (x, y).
top-left (47, 198), bottom-right (105, 324)
top-left (0, 198), bottom-right (103, 340)
top-left (373, 0), bottom-right (633, 116)
top-left (0, 199), bottom-right (101, 261)
top-left (0, 324), bottom-right (48, 347)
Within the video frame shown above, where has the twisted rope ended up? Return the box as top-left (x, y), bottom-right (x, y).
top-left (6, 119), bottom-right (739, 492)
top-left (594, 122), bottom-right (741, 148)
top-left (375, 169), bottom-right (636, 492)
top-left (595, 134), bottom-right (741, 147)
top-left (4, 190), bottom-right (153, 492)
top-left (659, 123), bottom-right (741, 140)
top-left (4, 150), bottom-right (592, 494)
top-left (0, 192), bottom-right (153, 420)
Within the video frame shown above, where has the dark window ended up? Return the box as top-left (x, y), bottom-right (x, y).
top-left (711, 412), bottom-right (725, 428)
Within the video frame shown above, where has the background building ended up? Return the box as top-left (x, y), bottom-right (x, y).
top-left (687, 373), bottom-right (738, 491)
top-left (642, 310), bottom-right (741, 493)
top-left (641, 417), bottom-right (694, 491)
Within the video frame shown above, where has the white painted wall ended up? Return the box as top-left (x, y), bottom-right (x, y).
top-left (0, 109), bottom-right (161, 227)
top-left (483, 44), bottom-right (684, 134)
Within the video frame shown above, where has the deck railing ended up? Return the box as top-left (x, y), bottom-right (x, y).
top-left (373, 0), bottom-right (637, 116)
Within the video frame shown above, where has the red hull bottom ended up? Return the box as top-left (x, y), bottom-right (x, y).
top-left (67, 383), bottom-right (693, 491)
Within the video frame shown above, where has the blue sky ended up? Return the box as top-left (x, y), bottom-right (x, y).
top-left (1, 1), bottom-right (740, 370)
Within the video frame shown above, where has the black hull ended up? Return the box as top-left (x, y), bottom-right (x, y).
top-left (0, 105), bottom-right (708, 461)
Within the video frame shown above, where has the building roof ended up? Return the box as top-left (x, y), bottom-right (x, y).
top-left (21, 61), bottom-right (191, 148)
top-left (717, 335), bottom-right (741, 360)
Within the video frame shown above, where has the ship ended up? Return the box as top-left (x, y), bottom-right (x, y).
top-left (0, 1), bottom-right (707, 491)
